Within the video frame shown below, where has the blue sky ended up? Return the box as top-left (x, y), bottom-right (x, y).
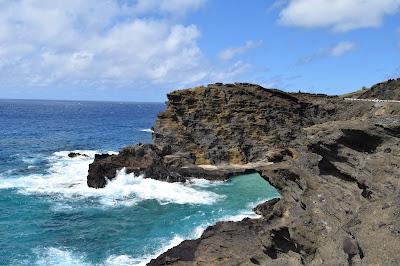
top-left (0, 0), bottom-right (399, 102)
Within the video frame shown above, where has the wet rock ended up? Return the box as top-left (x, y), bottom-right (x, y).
top-left (87, 144), bottom-right (257, 188)
top-left (68, 152), bottom-right (88, 158)
top-left (87, 144), bottom-right (185, 188)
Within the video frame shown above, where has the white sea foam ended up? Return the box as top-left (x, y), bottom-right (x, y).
top-left (188, 178), bottom-right (226, 188)
top-left (222, 210), bottom-right (260, 221)
top-left (121, 235), bottom-right (185, 266)
top-left (105, 207), bottom-right (260, 266)
top-left (34, 247), bottom-right (91, 266)
top-left (0, 150), bottom-right (221, 206)
top-left (21, 156), bottom-right (40, 164)
top-left (33, 235), bottom-right (186, 266)
top-left (222, 198), bottom-right (279, 222)
top-left (125, 198), bottom-right (276, 265)
top-left (104, 255), bottom-right (138, 266)
top-left (140, 128), bottom-right (154, 133)
top-left (100, 170), bottom-right (221, 206)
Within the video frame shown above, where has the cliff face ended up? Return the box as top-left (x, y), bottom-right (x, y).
top-left (150, 116), bottom-right (400, 265)
top-left (87, 81), bottom-right (400, 265)
top-left (153, 83), bottom-right (360, 165)
top-left (88, 83), bottom-right (357, 187)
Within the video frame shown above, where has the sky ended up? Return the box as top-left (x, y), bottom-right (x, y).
top-left (0, 0), bottom-right (399, 102)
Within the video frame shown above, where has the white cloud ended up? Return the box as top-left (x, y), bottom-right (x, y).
top-left (209, 61), bottom-right (251, 81)
top-left (298, 41), bottom-right (356, 64)
top-left (0, 0), bottom-right (247, 92)
top-left (219, 40), bottom-right (263, 60)
top-left (328, 42), bottom-right (356, 57)
top-left (279, 0), bottom-right (400, 32)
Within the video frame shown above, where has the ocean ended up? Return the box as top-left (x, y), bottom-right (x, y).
top-left (0, 99), bottom-right (279, 266)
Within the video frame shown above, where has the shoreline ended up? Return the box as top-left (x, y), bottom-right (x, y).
top-left (142, 194), bottom-right (276, 265)
top-left (87, 81), bottom-right (400, 265)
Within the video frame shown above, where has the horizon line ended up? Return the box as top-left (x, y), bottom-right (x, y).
top-left (0, 97), bottom-right (165, 104)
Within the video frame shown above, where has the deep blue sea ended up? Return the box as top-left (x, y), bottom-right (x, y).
top-left (0, 99), bottom-right (279, 266)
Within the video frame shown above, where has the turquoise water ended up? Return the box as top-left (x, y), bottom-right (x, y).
top-left (0, 100), bottom-right (279, 265)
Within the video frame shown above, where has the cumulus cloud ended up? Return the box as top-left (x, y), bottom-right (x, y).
top-left (279, 0), bottom-right (400, 32)
top-left (0, 0), bottom-right (246, 92)
top-left (219, 41), bottom-right (263, 60)
top-left (298, 41), bottom-right (356, 64)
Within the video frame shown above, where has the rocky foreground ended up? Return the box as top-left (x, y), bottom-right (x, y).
top-left (88, 79), bottom-right (400, 265)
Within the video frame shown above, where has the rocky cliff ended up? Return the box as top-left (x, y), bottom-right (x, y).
top-left (346, 78), bottom-right (400, 100)
top-left (87, 79), bottom-right (400, 265)
top-left (153, 83), bottom-right (331, 164)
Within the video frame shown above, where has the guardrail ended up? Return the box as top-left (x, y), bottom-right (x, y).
top-left (344, 98), bottom-right (400, 103)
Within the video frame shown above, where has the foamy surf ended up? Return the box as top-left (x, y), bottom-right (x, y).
top-left (113, 236), bottom-right (186, 266)
top-left (0, 150), bottom-right (222, 207)
top-left (131, 204), bottom-right (267, 266)
top-left (102, 169), bottom-right (222, 206)
top-left (33, 236), bottom-right (185, 266)
top-left (34, 247), bottom-right (91, 266)
top-left (140, 128), bottom-right (154, 133)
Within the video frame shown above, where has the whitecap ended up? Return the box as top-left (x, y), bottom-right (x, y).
top-left (187, 178), bottom-right (226, 188)
top-left (0, 150), bottom-right (221, 207)
top-left (33, 239), bottom-right (187, 266)
top-left (21, 157), bottom-right (40, 164)
top-left (51, 202), bottom-right (74, 212)
top-left (34, 247), bottom-right (91, 266)
top-left (103, 255), bottom-right (138, 266)
top-left (120, 235), bottom-right (185, 266)
top-left (139, 128), bottom-right (153, 133)
top-left (97, 170), bottom-right (222, 206)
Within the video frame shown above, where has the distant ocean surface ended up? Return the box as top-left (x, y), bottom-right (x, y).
top-left (0, 99), bottom-right (279, 266)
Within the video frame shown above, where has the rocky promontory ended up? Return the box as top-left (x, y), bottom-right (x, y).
top-left (87, 80), bottom-right (400, 265)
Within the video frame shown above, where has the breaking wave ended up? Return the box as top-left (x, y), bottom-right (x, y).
top-left (33, 235), bottom-right (185, 266)
top-left (139, 128), bottom-right (153, 133)
top-left (33, 247), bottom-right (90, 266)
top-left (0, 150), bottom-right (221, 207)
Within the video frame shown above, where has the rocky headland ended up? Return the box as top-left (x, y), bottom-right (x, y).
top-left (87, 79), bottom-right (400, 265)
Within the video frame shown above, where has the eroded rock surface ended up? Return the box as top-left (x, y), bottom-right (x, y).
top-left (153, 83), bottom-right (345, 164)
top-left (86, 80), bottom-right (400, 265)
top-left (148, 116), bottom-right (400, 265)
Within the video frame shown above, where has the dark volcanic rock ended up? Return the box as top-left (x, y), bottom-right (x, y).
top-left (153, 83), bottom-right (341, 165)
top-left (87, 143), bottom-right (255, 188)
top-left (86, 81), bottom-right (400, 265)
top-left (148, 83), bottom-right (400, 265)
top-left (253, 197), bottom-right (280, 216)
top-left (149, 116), bottom-right (400, 265)
top-left (87, 144), bottom-right (185, 188)
top-left (68, 152), bottom-right (88, 158)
